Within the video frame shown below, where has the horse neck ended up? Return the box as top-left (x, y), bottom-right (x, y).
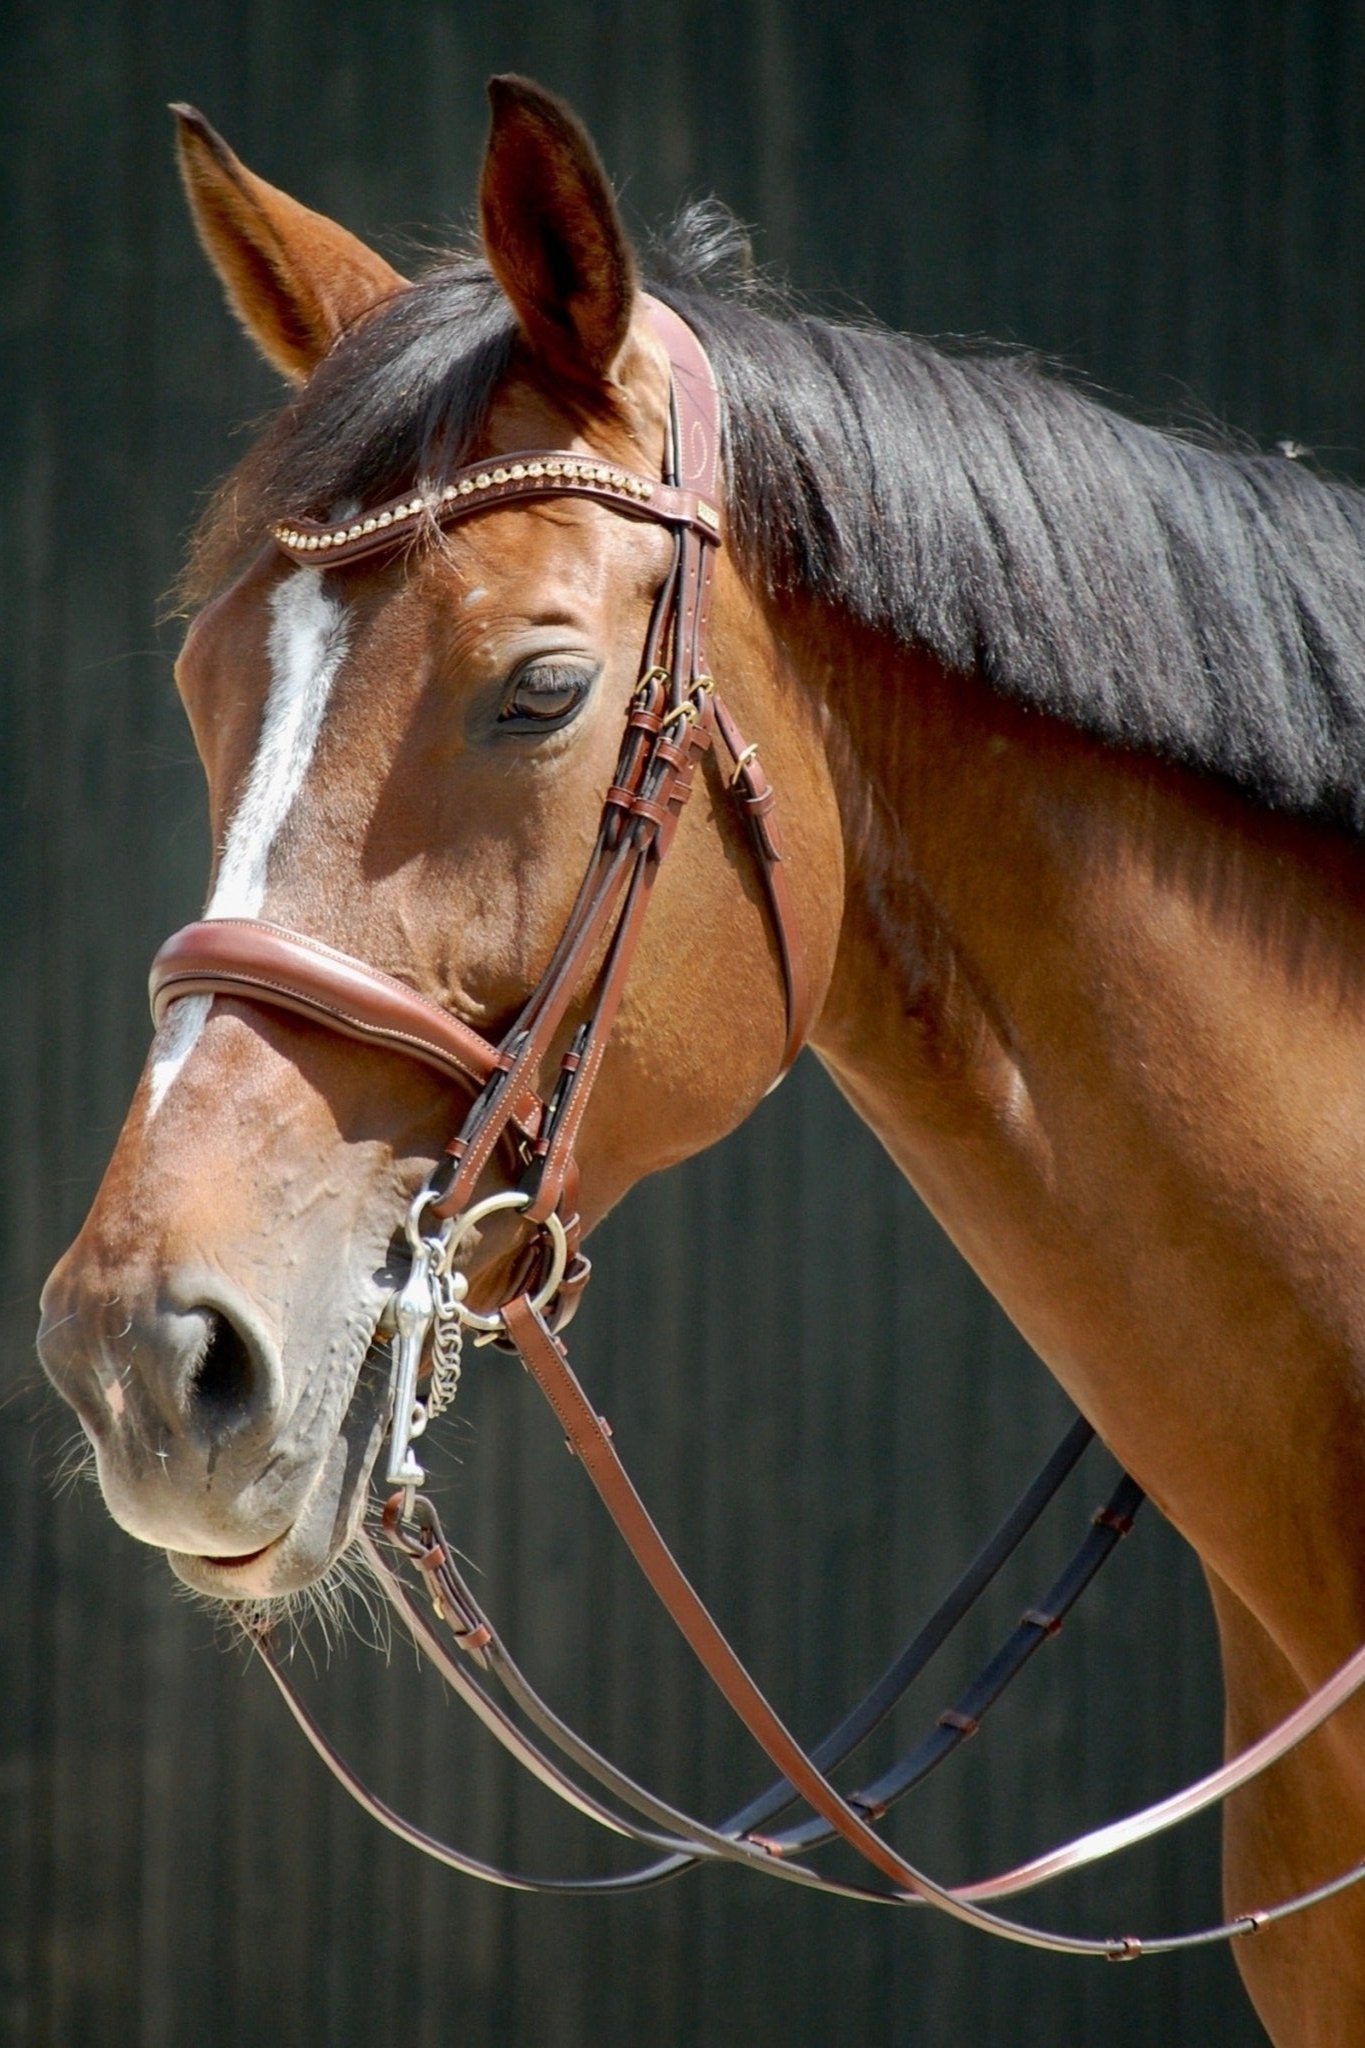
top-left (791, 606), bottom-right (1365, 1670)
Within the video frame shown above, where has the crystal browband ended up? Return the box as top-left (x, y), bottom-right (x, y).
top-left (271, 452), bottom-right (722, 571)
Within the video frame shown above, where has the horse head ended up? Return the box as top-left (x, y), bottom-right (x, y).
top-left (36, 78), bottom-right (844, 1600)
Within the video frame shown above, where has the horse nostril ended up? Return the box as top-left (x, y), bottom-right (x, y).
top-left (188, 1309), bottom-right (257, 1428)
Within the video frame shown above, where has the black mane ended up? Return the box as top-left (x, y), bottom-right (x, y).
top-left (193, 204), bottom-right (1365, 834)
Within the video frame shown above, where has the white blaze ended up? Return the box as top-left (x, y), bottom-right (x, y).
top-left (146, 570), bottom-right (350, 1118)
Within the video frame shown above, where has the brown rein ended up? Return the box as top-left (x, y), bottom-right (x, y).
top-left (148, 298), bottom-right (1365, 1958)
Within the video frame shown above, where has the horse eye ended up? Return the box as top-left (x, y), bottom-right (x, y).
top-left (499, 661), bottom-right (595, 730)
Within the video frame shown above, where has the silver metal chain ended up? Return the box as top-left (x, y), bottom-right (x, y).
top-left (383, 1182), bottom-right (570, 1516)
top-left (426, 1264), bottom-right (468, 1419)
top-left (384, 1190), bottom-right (462, 1514)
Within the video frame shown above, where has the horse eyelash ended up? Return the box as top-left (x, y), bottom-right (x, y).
top-left (497, 659), bottom-right (598, 728)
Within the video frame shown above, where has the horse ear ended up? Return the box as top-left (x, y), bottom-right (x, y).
top-left (171, 104), bottom-right (407, 384)
top-left (479, 76), bottom-right (637, 390)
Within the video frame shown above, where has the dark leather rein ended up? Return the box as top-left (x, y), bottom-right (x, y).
top-left (149, 298), bottom-right (1365, 1958)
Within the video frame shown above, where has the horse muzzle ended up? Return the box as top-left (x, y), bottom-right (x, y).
top-left (37, 1251), bottom-right (392, 1595)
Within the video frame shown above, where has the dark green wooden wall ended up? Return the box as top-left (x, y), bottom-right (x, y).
top-left (6, 4), bottom-right (1364, 2042)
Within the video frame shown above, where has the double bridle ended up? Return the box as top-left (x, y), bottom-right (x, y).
top-left (149, 299), bottom-right (1365, 1959)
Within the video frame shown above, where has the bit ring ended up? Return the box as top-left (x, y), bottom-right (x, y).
top-left (433, 1188), bottom-right (568, 1334)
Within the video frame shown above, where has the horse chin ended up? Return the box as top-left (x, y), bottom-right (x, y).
top-left (166, 1340), bottom-right (392, 1601)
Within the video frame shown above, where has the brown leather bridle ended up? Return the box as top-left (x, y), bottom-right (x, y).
top-left (148, 299), bottom-right (1365, 1959)
top-left (152, 297), bottom-right (807, 1313)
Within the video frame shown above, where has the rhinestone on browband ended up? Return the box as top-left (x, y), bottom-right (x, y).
top-left (271, 457), bottom-right (668, 558)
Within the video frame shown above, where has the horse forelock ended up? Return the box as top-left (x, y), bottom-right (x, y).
top-left (186, 207), bottom-right (1365, 837)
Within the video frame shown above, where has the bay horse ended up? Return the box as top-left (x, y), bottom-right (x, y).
top-left (35, 75), bottom-right (1365, 2045)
